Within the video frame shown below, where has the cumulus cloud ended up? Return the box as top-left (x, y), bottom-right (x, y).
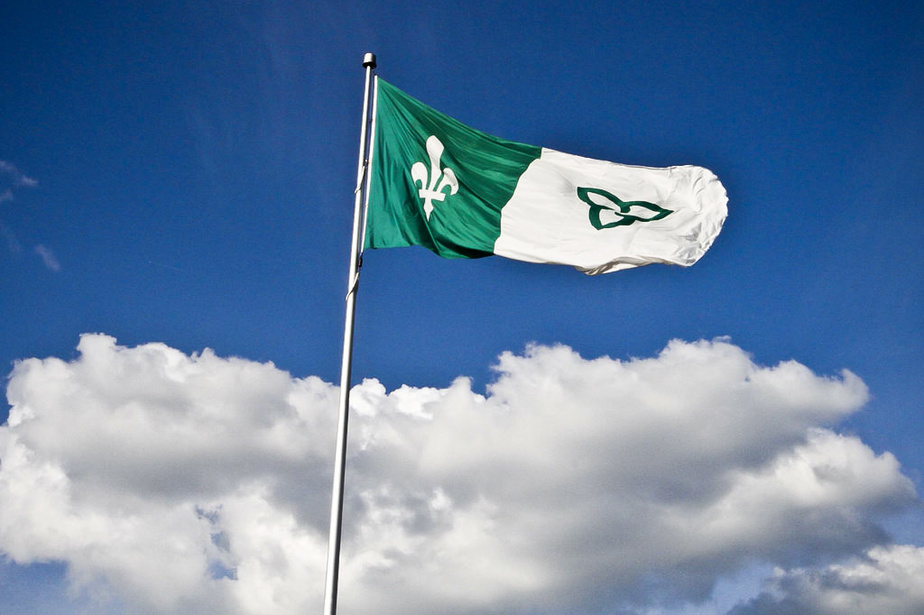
top-left (0, 335), bottom-right (918, 614)
top-left (729, 544), bottom-right (924, 614)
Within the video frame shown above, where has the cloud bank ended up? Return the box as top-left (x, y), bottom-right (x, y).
top-left (0, 335), bottom-right (919, 614)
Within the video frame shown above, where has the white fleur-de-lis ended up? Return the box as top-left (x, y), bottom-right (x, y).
top-left (411, 135), bottom-right (458, 220)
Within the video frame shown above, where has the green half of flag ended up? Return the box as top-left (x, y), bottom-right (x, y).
top-left (364, 77), bottom-right (728, 274)
top-left (365, 78), bottom-right (540, 259)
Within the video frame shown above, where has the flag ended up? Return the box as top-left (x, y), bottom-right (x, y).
top-left (364, 78), bottom-right (728, 275)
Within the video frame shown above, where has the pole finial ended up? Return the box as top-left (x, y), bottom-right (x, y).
top-left (362, 52), bottom-right (377, 68)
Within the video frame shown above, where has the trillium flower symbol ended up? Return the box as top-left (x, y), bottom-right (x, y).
top-left (577, 187), bottom-right (673, 229)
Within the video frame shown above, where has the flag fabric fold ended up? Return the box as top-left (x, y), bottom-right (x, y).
top-left (364, 78), bottom-right (727, 275)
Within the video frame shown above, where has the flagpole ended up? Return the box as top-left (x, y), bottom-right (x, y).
top-left (323, 51), bottom-right (376, 615)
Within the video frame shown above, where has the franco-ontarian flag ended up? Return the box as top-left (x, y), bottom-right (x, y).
top-left (364, 78), bottom-right (728, 275)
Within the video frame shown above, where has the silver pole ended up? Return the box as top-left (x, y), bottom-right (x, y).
top-left (323, 51), bottom-right (377, 615)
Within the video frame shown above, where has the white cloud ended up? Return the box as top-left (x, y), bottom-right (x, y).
top-left (0, 335), bottom-right (918, 614)
top-left (0, 160), bottom-right (38, 189)
top-left (34, 244), bottom-right (61, 271)
top-left (0, 160), bottom-right (37, 207)
top-left (1, 160), bottom-right (40, 261)
top-left (729, 544), bottom-right (924, 614)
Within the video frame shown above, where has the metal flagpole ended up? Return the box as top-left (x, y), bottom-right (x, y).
top-left (323, 51), bottom-right (377, 615)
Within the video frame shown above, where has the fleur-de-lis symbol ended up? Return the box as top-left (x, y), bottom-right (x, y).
top-left (411, 135), bottom-right (458, 220)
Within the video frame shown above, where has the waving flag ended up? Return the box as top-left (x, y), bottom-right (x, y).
top-left (364, 78), bottom-right (727, 275)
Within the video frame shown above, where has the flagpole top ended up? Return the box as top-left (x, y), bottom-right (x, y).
top-left (362, 53), bottom-right (376, 68)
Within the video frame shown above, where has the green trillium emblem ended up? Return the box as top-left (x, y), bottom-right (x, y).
top-left (577, 187), bottom-right (674, 230)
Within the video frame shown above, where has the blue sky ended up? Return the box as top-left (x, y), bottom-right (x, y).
top-left (1, 1), bottom-right (922, 613)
